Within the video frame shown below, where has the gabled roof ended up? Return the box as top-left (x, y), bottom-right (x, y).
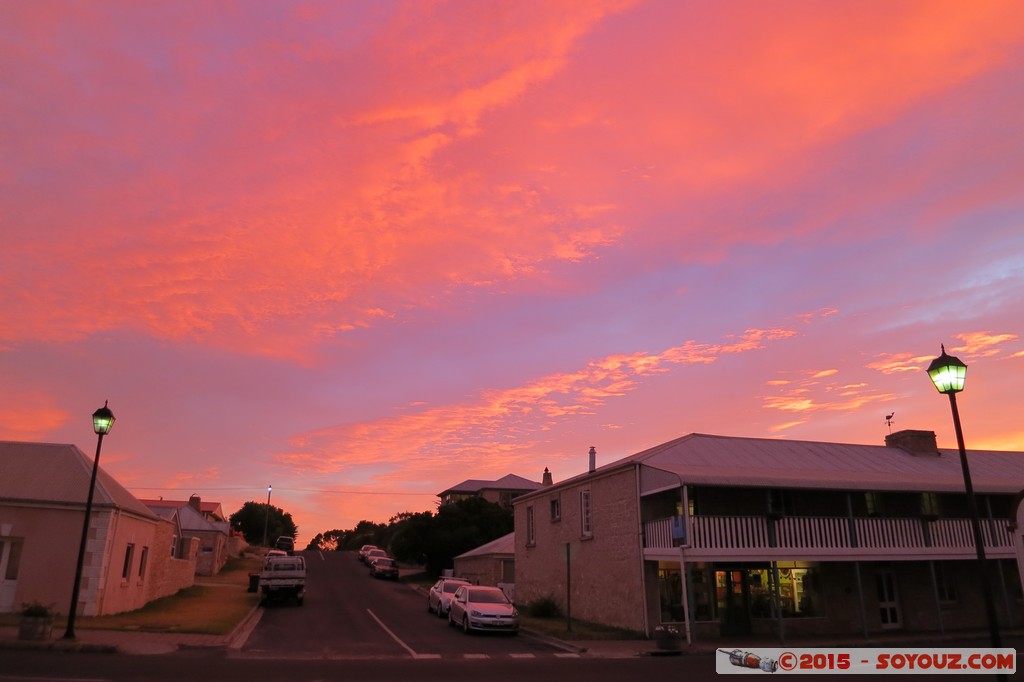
top-left (515, 432), bottom-right (1024, 502)
top-left (455, 532), bottom-right (515, 559)
top-left (137, 498), bottom-right (225, 521)
top-left (143, 500), bottom-right (223, 533)
top-left (0, 441), bottom-right (158, 519)
top-left (438, 473), bottom-right (541, 497)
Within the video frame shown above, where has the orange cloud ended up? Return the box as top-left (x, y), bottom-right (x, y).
top-left (0, 391), bottom-right (69, 441)
top-left (762, 370), bottom-right (894, 416)
top-left (275, 326), bottom-right (798, 476)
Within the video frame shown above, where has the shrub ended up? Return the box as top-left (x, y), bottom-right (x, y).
top-left (21, 601), bottom-right (54, 618)
top-left (523, 596), bottom-right (561, 618)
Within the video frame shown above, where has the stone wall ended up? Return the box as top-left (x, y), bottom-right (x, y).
top-left (515, 466), bottom-right (646, 633)
top-left (146, 523), bottom-right (197, 603)
top-left (453, 554), bottom-right (512, 588)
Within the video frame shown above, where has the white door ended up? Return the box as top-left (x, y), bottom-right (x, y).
top-left (876, 568), bottom-right (901, 630)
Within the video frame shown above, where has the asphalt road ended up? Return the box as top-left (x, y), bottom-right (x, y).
top-left (241, 549), bottom-right (565, 660)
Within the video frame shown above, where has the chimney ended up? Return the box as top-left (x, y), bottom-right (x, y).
top-left (589, 446), bottom-right (597, 473)
top-left (542, 467), bottom-right (553, 487)
top-left (885, 429), bottom-right (939, 455)
top-left (188, 494), bottom-right (202, 512)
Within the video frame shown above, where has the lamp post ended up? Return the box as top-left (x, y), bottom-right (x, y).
top-left (926, 346), bottom-right (1003, 656)
top-left (262, 484), bottom-right (272, 547)
top-left (63, 401), bottom-right (115, 640)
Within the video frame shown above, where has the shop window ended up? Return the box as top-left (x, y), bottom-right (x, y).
top-left (657, 564), bottom-right (685, 622)
top-left (747, 563), bottom-right (823, 618)
top-left (689, 565), bottom-right (713, 621)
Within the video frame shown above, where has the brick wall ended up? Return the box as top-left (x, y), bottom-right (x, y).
top-left (515, 466), bottom-right (646, 633)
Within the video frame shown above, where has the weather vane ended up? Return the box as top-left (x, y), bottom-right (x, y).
top-left (885, 411), bottom-right (895, 434)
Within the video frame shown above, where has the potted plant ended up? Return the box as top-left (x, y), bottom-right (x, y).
top-left (653, 624), bottom-right (682, 651)
top-left (18, 601), bottom-right (55, 641)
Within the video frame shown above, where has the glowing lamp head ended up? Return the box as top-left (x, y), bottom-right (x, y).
top-left (92, 400), bottom-right (115, 435)
top-left (927, 345), bottom-right (967, 394)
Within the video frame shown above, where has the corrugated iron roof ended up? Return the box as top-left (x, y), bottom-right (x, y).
top-left (144, 499), bottom-right (221, 532)
top-left (455, 531), bottom-right (515, 559)
top-left (516, 433), bottom-right (1024, 500)
top-left (0, 440), bottom-right (158, 518)
top-left (635, 433), bottom-right (1024, 493)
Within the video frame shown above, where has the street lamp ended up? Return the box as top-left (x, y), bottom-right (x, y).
top-left (63, 401), bottom-right (115, 640)
top-left (262, 484), bottom-right (272, 547)
top-left (926, 346), bottom-right (1003, 654)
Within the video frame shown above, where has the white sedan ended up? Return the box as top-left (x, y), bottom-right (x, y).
top-left (448, 585), bottom-right (519, 635)
top-left (427, 577), bottom-right (471, 616)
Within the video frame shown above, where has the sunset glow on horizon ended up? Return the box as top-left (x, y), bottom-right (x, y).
top-left (2, 1), bottom-right (1023, 543)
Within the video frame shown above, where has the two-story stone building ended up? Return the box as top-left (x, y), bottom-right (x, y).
top-left (438, 473), bottom-right (542, 507)
top-left (513, 431), bottom-right (1024, 643)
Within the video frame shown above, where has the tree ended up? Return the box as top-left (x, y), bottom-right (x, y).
top-left (390, 498), bottom-right (512, 577)
top-left (230, 501), bottom-right (297, 546)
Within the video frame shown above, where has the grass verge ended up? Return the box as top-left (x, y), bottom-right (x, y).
top-left (520, 614), bottom-right (644, 641)
top-left (82, 553), bottom-right (263, 634)
top-left (0, 552), bottom-right (262, 636)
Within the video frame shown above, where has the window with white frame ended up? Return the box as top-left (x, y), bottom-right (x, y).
top-left (122, 544), bottom-right (135, 580)
top-left (138, 546), bottom-right (149, 580)
top-left (550, 495), bottom-right (561, 522)
top-left (580, 489), bottom-right (592, 537)
top-left (526, 505), bottom-right (535, 546)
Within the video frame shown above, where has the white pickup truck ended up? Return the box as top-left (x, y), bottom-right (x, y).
top-left (259, 554), bottom-right (306, 606)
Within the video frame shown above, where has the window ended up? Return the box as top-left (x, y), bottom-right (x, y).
top-left (122, 544), bottom-right (135, 580)
top-left (580, 489), bottom-right (592, 537)
top-left (865, 492), bottom-right (884, 517)
top-left (2, 539), bottom-right (23, 581)
top-left (744, 562), bottom-right (823, 618)
top-left (500, 559), bottom-right (515, 583)
top-left (138, 546), bottom-right (149, 579)
top-left (526, 506), bottom-right (535, 546)
top-left (921, 492), bottom-right (941, 518)
top-left (935, 563), bottom-right (958, 603)
top-left (550, 495), bottom-right (561, 522)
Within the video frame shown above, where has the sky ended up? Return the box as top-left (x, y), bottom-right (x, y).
top-left (2, 1), bottom-right (1023, 544)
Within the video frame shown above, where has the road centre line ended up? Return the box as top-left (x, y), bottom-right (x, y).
top-left (366, 608), bottom-right (436, 659)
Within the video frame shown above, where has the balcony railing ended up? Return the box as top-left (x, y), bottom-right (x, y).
top-left (643, 515), bottom-right (1013, 556)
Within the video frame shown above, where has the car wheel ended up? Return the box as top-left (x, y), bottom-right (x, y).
top-left (448, 611), bottom-right (455, 627)
top-left (438, 605), bottom-right (446, 619)
top-left (427, 600), bottom-right (433, 614)
top-left (462, 616), bottom-right (470, 634)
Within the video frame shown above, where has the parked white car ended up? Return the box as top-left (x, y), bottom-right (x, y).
top-left (448, 585), bottom-right (519, 635)
top-left (427, 577), bottom-right (471, 617)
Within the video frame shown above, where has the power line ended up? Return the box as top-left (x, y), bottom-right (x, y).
top-left (126, 485), bottom-right (436, 497)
